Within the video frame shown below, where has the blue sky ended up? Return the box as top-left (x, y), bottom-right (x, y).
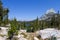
top-left (2, 0), bottom-right (60, 21)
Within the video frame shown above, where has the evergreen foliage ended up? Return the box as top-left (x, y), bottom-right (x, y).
top-left (0, 0), bottom-right (9, 26)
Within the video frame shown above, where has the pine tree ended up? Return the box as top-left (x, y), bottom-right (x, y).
top-left (0, 0), bottom-right (3, 25)
top-left (8, 18), bottom-right (19, 40)
top-left (0, 0), bottom-right (9, 26)
top-left (33, 16), bottom-right (39, 31)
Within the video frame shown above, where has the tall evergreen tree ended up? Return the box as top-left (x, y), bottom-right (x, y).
top-left (8, 18), bottom-right (18, 40)
top-left (0, 0), bottom-right (9, 26)
top-left (33, 16), bottom-right (39, 31)
top-left (0, 0), bottom-right (3, 25)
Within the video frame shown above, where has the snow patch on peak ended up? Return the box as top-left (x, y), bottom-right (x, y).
top-left (46, 8), bottom-right (56, 14)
